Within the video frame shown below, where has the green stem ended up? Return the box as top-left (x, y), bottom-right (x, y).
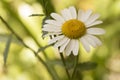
top-left (0, 16), bottom-right (56, 80)
top-left (60, 53), bottom-right (71, 80)
top-left (71, 54), bottom-right (79, 79)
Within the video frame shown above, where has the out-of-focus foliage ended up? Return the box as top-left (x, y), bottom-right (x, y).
top-left (0, 0), bottom-right (120, 80)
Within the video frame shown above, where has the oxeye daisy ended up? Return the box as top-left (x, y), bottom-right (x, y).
top-left (42, 6), bottom-right (105, 56)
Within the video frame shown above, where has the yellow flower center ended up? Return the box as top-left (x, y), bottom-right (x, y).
top-left (62, 19), bottom-right (86, 39)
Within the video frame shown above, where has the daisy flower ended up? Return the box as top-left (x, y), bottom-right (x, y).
top-left (42, 6), bottom-right (105, 56)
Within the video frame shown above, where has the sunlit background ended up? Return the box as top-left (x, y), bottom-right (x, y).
top-left (0, 0), bottom-right (120, 80)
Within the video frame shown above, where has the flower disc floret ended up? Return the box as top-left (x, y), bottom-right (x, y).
top-left (62, 19), bottom-right (86, 39)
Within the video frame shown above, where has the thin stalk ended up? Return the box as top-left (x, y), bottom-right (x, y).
top-left (60, 53), bottom-right (71, 80)
top-left (0, 16), bottom-right (56, 80)
top-left (71, 54), bottom-right (79, 79)
top-left (37, 44), bottom-right (52, 53)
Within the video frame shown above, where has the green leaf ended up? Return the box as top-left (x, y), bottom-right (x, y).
top-left (36, 0), bottom-right (55, 16)
top-left (77, 62), bottom-right (97, 72)
top-left (48, 58), bottom-right (74, 69)
top-left (47, 59), bottom-right (63, 65)
top-left (0, 34), bottom-right (10, 42)
top-left (47, 55), bottom-right (76, 70)
top-left (0, 34), bottom-right (22, 44)
top-left (3, 34), bottom-right (12, 66)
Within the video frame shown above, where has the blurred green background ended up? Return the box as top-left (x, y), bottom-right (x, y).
top-left (0, 0), bottom-right (120, 80)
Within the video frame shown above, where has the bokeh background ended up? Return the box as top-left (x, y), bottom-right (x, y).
top-left (0, 0), bottom-right (120, 80)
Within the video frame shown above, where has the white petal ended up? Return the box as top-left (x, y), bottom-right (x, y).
top-left (72, 40), bottom-right (79, 56)
top-left (84, 35), bottom-right (97, 48)
top-left (65, 40), bottom-right (75, 56)
top-left (82, 10), bottom-right (92, 22)
top-left (61, 8), bottom-right (72, 21)
top-left (48, 35), bottom-right (64, 44)
top-left (54, 37), bottom-right (68, 48)
top-left (85, 14), bottom-right (100, 25)
top-left (68, 6), bottom-right (77, 19)
top-left (80, 37), bottom-right (90, 52)
top-left (45, 20), bottom-right (62, 26)
top-left (87, 28), bottom-right (105, 35)
top-left (43, 32), bottom-right (62, 38)
top-left (87, 35), bottom-right (102, 46)
top-left (51, 35), bottom-right (55, 39)
top-left (51, 13), bottom-right (65, 23)
top-left (78, 9), bottom-right (85, 21)
top-left (48, 32), bottom-right (62, 36)
top-left (43, 24), bottom-right (61, 30)
top-left (42, 27), bottom-right (61, 32)
top-left (86, 21), bottom-right (103, 27)
top-left (59, 38), bottom-right (70, 52)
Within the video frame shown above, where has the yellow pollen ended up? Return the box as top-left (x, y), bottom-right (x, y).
top-left (62, 19), bottom-right (86, 39)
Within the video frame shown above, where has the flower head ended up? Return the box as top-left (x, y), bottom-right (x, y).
top-left (42, 6), bottom-right (105, 56)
